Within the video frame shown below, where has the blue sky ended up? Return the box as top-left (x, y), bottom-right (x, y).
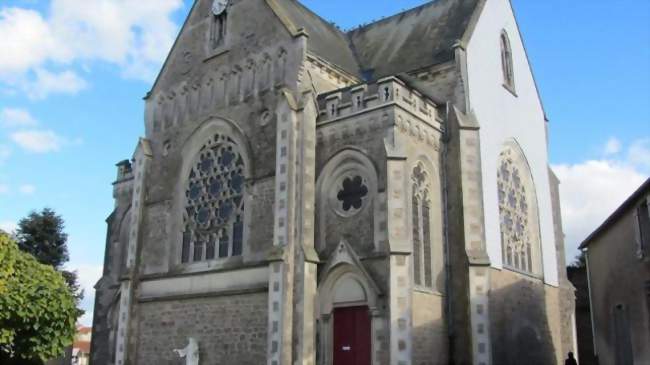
top-left (0, 0), bottom-right (648, 325)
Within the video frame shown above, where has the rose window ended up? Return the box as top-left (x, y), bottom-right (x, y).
top-left (337, 176), bottom-right (369, 212)
top-left (182, 133), bottom-right (245, 263)
top-left (498, 148), bottom-right (534, 273)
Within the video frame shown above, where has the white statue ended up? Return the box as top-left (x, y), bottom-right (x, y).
top-left (211, 0), bottom-right (229, 16)
top-left (173, 337), bottom-right (200, 365)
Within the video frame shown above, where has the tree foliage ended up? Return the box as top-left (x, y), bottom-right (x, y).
top-left (569, 251), bottom-right (587, 269)
top-left (0, 232), bottom-right (77, 362)
top-left (15, 208), bottom-right (84, 315)
top-left (16, 208), bottom-right (69, 268)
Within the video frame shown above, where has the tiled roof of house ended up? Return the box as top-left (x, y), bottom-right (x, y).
top-left (74, 340), bottom-right (91, 354)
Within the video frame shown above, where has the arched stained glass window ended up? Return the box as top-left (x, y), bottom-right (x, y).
top-left (182, 133), bottom-right (245, 263)
top-left (498, 145), bottom-right (539, 274)
top-left (501, 31), bottom-right (515, 91)
top-left (412, 162), bottom-right (433, 288)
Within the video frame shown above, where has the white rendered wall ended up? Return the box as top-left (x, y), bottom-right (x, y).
top-left (466, 0), bottom-right (559, 286)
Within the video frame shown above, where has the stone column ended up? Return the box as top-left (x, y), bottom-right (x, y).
top-left (292, 90), bottom-right (319, 365)
top-left (115, 138), bottom-right (152, 365)
top-left (385, 139), bottom-right (413, 365)
top-left (267, 91), bottom-right (298, 365)
top-left (449, 107), bottom-right (492, 365)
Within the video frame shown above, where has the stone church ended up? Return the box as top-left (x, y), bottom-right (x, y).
top-left (91, 0), bottom-right (577, 364)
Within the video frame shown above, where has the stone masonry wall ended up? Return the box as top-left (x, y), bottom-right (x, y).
top-left (489, 268), bottom-right (563, 365)
top-left (412, 291), bottom-right (448, 365)
top-left (135, 292), bottom-right (267, 365)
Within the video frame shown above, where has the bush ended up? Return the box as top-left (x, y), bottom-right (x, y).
top-left (0, 232), bottom-right (77, 362)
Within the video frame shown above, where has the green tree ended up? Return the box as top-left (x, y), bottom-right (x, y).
top-left (0, 232), bottom-right (77, 363)
top-left (569, 251), bottom-right (587, 269)
top-left (16, 208), bottom-right (69, 268)
top-left (15, 208), bottom-right (84, 314)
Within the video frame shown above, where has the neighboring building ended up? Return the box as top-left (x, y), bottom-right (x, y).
top-left (46, 348), bottom-right (72, 365)
top-left (73, 326), bottom-right (92, 365)
top-left (567, 261), bottom-right (597, 365)
top-left (91, 0), bottom-right (576, 364)
top-left (580, 178), bottom-right (650, 365)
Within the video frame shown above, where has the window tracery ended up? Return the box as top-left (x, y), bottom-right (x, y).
top-left (337, 176), bottom-right (368, 212)
top-left (498, 146), bottom-right (537, 273)
top-left (412, 162), bottom-right (433, 288)
top-left (182, 133), bottom-right (245, 263)
top-left (329, 173), bottom-right (369, 217)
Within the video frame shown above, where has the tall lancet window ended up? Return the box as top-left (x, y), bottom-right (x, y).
top-left (182, 133), bottom-right (246, 263)
top-left (412, 162), bottom-right (433, 288)
top-left (210, 0), bottom-right (229, 49)
top-left (500, 31), bottom-right (515, 91)
top-left (497, 143), bottom-right (541, 275)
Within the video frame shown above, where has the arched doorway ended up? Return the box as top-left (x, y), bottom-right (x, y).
top-left (317, 261), bottom-right (380, 365)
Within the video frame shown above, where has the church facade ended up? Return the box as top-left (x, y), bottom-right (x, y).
top-left (90, 0), bottom-right (576, 364)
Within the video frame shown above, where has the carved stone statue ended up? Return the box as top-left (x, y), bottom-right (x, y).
top-left (173, 338), bottom-right (200, 365)
top-left (211, 0), bottom-right (228, 15)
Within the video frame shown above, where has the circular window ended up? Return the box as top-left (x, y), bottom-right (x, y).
top-left (329, 174), bottom-right (370, 217)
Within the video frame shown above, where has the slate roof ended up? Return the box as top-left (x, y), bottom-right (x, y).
top-left (347, 0), bottom-right (481, 79)
top-left (273, 0), bottom-right (362, 76)
top-left (274, 0), bottom-right (482, 81)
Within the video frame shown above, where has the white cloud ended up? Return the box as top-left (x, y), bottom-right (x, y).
top-left (0, 0), bottom-right (183, 97)
top-left (627, 138), bottom-right (650, 171)
top-left (553, 138), bottom-right (650, 260)
top-left (0, 221), bottom-right (17, 234)
top-left (0, 107), bottom-right (38, 128)
top-left (603, 137), bottom-right (621, 156)
top-left (11, 129), bottom-right (64, 153)
top-left (79, 311), bottom-right (94, 328)
top-left (19, 184), bottom-right (36, 195)
top-left (23, 68), bottom-right (87, 100)
top-left (65, 263), bottom-right (103, 326)
top-left (0, 7), bottom-right (68, 75)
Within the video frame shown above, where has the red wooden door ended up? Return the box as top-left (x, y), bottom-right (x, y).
top-left (333, 306), bottom-right (371, 365)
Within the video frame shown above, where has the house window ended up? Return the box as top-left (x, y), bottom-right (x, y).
top-left (635, 198), bottom-right (650, 259)
top-left (500, 31), bottom-right (515, 91)
top-left (210, 0), bottom-right (229, 50)
top-left (497, 144), bottom-right (540, 274)
top-left (412, 162), bottom-right (433, 288)
top-left (182, 133), bottom-right (245, 263)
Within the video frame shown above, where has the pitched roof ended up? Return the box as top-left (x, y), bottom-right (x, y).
top-left (347, 0), bottom-right (481, 79)
top-left (270, 0), bottom-right (362, 76)
top-left (74, 340), bottom-right (91, 353)
top-left (270, 0), bottom-right (482, 81)
top-left (149, 0), bottom-right (482, 96)
top-left (77, 326), bottom-right (92, 335)
top-left (579, 178), bottom-right (650, 249)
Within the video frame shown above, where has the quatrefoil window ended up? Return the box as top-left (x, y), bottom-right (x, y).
top-left (337, 176), bottom-right (368, 212)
